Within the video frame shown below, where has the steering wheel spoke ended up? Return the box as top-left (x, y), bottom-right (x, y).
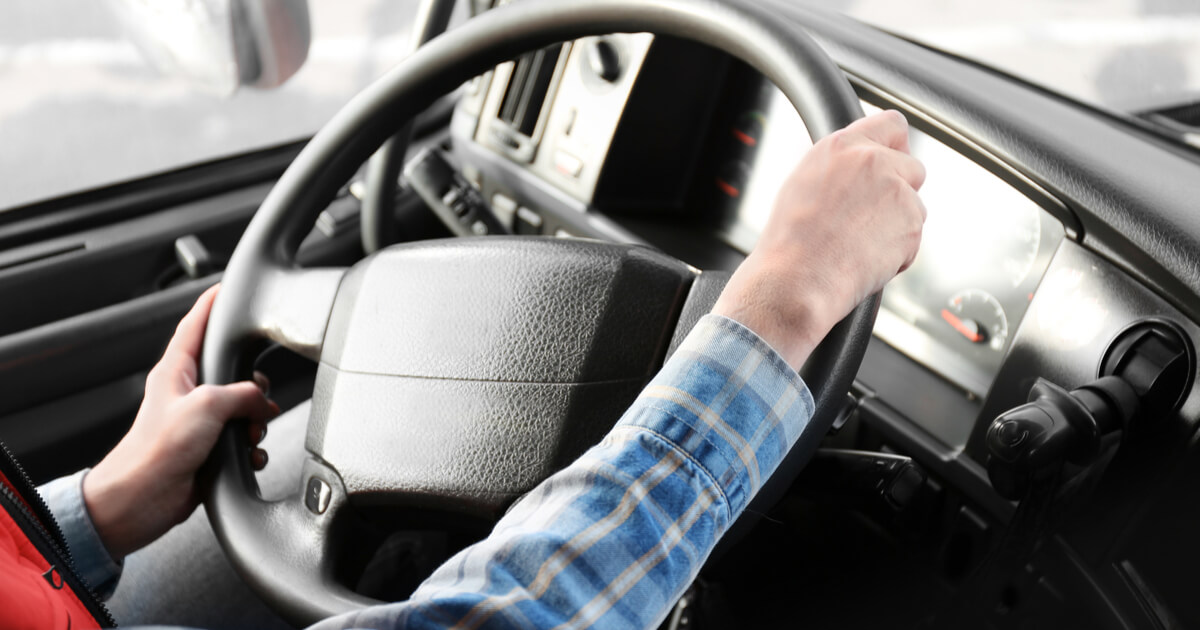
top-left (247, 267), bottom-right (347, 362)
top-left (208, 437), bottom-right (373, 624)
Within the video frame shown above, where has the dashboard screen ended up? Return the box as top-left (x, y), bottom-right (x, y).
top-left (717, 93), bottom-right (1064, 396)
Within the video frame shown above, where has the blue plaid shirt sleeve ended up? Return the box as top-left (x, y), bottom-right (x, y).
top-left (315, 314), bottom-right (815, 630)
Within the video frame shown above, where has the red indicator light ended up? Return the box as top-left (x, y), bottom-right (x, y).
top-left (733, 129), bottom-right (757, 147)
top-left (716, 179), bottom-right (740, 198)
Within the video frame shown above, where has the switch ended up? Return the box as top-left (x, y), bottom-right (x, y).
top-left (491, 193), bottom-right (518, 227)
top-left (315, 196), bottom-right (361, 239)
top-left (463, 164), bottom-right (483, 189)
top-left (515, 207), bottom-right (543, 235)
top-left (174, 235), bottom-right (216, 279)
top-left (554, 150), bottom-right (584, 178)
top-left (562, 108), bottom-right (578, 137)
top-left (304, 477), bottom-right (332, 515)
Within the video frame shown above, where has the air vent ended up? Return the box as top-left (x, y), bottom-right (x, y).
top-left (498, 44), bottom-right (564, 137)
top-left (485, 42), bottom-right (567, 162)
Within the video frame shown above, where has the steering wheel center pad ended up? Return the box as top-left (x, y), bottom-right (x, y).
top-left (308, 237), bottom-right (695, 514)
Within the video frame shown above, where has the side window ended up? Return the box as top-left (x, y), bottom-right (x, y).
top-left (0, 0), bottom-right (430, 212)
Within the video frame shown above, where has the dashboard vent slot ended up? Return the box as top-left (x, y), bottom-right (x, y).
top-left (498, 44), bottom-right (564, 137)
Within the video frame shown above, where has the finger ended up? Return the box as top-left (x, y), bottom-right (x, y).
top-left (196, 381), bottom-right (281, 427)
top-left (869, 146), bottom-right (926, 191)
top-left (897, 198), bottom-right (928, 274)
top-left (888, 149), bottom-right (926, 191)
top-left (251, 448), bottom-right (269, 471)
top-left (163, 284), bottom-right (221, 364)
top-left (253, 371), bottom-right (271, 396)
top-left (248, 421), bottom-right (268, 445)
top-left (847, 109), bottom-right (910, 153)
top-left (912, 191), bottom-right (929, 224)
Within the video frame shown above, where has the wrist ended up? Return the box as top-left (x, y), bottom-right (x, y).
top-left (82, 453), bottom-right (139, 560)
top-left (712, 254), bottom-right (845, 370)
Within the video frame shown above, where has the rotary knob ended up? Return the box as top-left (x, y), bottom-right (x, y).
top-left (586, 38), bottom-right (622, 83)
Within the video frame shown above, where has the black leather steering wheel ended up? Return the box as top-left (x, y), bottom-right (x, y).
top-left (201, 0), bottom-right (874, 625)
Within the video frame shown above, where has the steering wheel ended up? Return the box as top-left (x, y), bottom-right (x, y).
top-left (201, 0), bottom-right (873, 625)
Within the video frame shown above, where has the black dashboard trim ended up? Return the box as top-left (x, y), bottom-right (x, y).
top-left (845, 73), bottom-right (1084, 243)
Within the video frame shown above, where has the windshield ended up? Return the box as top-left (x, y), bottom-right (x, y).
top-left (3, 1), bottom-right (1197, 213)
top-left (0, 0), bottom-right (425, 212)
top-left (829, 0), bottom-right (1200, 135)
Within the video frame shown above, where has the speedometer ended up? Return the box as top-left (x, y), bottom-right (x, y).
top-left (997, 204), bottom-right (1042, 287)
top-left (942, 289), bottom-right (1009, 352)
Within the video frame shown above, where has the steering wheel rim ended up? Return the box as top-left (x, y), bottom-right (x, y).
top-left (201, 0), bottom-right (873, 624)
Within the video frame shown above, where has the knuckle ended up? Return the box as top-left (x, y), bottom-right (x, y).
top-left (190, 384), bottom-right (221, 407)
top-left (824, 129), bottom-right (848, 152)
top-left (851, 145), bottom-right (880, 169)
top-left (145, 363), bottom-right (168, 388)
top-left (909, 159), bottom-right (927, 187)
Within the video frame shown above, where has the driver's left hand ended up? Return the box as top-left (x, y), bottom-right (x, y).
top-left (82, 285), bottom-right (280, 559)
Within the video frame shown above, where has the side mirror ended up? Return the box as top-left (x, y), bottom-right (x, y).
top-left (104, 0), bottom-right (311, 94)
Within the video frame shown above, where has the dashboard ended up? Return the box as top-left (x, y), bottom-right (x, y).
top-left (408, 0), bottom-right (1200, 622)
top-left (446, 25), bottom-right (1200, 628)
top-left (450, 33), bottom-right (1079, 454)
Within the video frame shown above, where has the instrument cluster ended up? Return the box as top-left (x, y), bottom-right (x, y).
top-left (713, 88), bottom-right (1065, 396)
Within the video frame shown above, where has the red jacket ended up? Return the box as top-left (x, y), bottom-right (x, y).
top-left (0, 444), bottom-right (113, 629)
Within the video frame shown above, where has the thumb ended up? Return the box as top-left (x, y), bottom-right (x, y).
top-left (161, 284), bottom-right (220, 370)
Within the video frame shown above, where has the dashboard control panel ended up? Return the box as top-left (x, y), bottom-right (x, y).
top-left (453, 32), bottom-right (656, 205)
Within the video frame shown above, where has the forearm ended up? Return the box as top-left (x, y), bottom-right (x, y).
top-left (313, 314), bottom-right (814, 629)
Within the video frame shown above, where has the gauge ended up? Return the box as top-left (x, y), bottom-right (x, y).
top-left (732, 111), bottom-right (767, 147)
top-left (941, 289), bottom-right (1009, 351)
top-left (998, 205), bottom-right (1042, 287)
top-left (715, 160), bottom-right (750, 198)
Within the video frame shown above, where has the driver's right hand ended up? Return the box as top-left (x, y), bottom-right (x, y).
top-left (713, 109), bottom-right (927, 369)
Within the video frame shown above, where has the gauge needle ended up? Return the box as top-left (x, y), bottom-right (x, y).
top-left (941, 308), bottom-right (984, 343)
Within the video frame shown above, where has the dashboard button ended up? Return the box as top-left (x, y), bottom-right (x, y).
top-left (304, 477), bottom-right (332, 515)
top-left (491, 193), bottom-right (518, 226)
top-left (515, 207), bottom-right (543, 235)
top-left (554, 150), bottom-right (584, 178)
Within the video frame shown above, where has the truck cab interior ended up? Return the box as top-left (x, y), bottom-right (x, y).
top-left (2, 0), bottom-right (1199, 628)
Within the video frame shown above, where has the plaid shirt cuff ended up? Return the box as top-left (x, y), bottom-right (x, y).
top-left (618, 314), bottom-right (814, 518)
